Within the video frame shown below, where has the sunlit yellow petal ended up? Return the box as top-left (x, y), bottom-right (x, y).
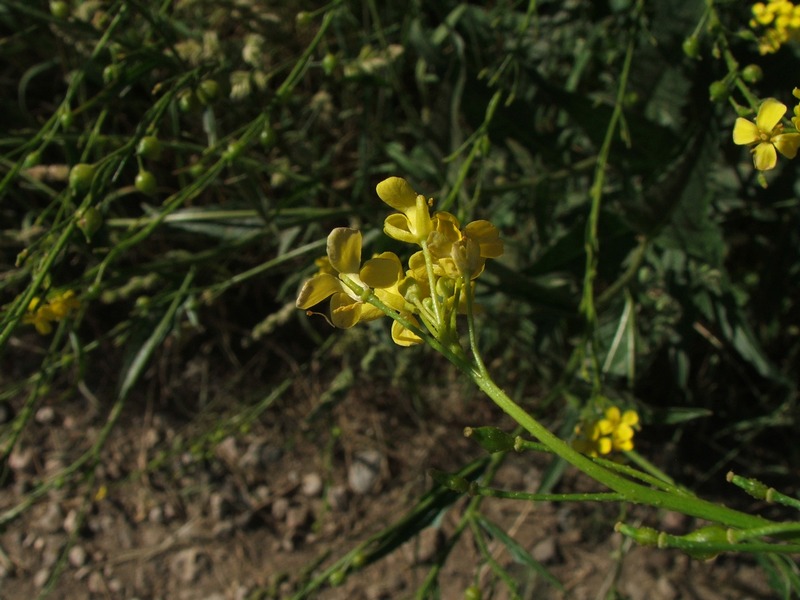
top-left (360, 255), bottom-right (402, 288)
top-left (604, 406), bottom-right (621, 424)
top-left (327, 227), bottom-right (362, 275)
top-left (597, 437), bottom-right (612, 455)
top-left (773, 133), bottom-right (800, 158)
top-left (615, 438), bottom-right (634, 452)
top-left (621, 410), bottom-right (639, 426)
top-left (376, 177), bottom-right (417, 212)
top-left (755, 98), bottom-right (787, 132)
top-left (391, 318), bottom-right (423, 346)
top-left (296, 273), bottom-right (343, 309)
top-left (753, 141), bottom-right (778, 170)
top-left (383, 213), bottom-right (417, 244)
top-left (375, 287), bottom-right (407, 312)
top-left (732, 118), bottom-right (760, 145)
top-left (614, 423), bottom-right (634, 442)
top-left (330, 293), bottom-right (361, 328)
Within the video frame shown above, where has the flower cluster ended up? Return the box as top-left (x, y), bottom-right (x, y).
top-left (572, 406), bottom-right (640, 457)
top-left (749, 0), bottom-right (800, 54)
top-left (23, 290), bottom-right (81, 335)
top-left (733, 98), bottom-right (800, 170)
top-left (296, 177), bottom-right (503, 346)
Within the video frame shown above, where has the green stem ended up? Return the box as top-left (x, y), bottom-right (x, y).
top-left (469, 370), bottom-right (771, 529)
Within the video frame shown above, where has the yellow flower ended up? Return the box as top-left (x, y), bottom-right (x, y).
top-left (572, 406), bottom-right (640, 457)
top-left (376, 177), bottom-right (433, 245)
top-left (23, 297), bottom-right (56, 335)
top-left (733, 98), bottom-right (800, 170)
top-left (22, 290), bottom-right (80, 335)
top-left (47, 290), bottom-right (81, 319)
top-left (296, 227), bottom-right (402, 329)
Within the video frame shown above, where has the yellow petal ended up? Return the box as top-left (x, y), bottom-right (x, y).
top-left (755, 98), bottom-right (787, 132)
top-left (753, 141), bottom-right (778, 170)
top-left (597, 437), bottom-right (613, 455)
top-left (614, 438), bottom-right (634, 452)
top-left (360, 255), bottom-right (402, 288)
top-left (614, 423), bottom-right (634, 442)
top-left (391, 318), bottom-right (423, 346)
top-left (604, 406), bottom-right (621, 424)
top-left (774, 133), bottom-right (800, 158)
top-left (376, 177), bottom-right (417, 212)
top-left (296, 273), bottom-right (343, 309)
top-left (621, 410), bottom-right (640, 426)
top-left (732, 118), bottom-right (759, 145)
top-left (383, 213), bottom-right (417, 244)
top-left (327, 227), bottom-right (362, 275)
top-left (330, 293), bottom-right (362, 328)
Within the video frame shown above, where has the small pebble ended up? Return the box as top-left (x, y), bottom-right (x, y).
top-left (35, 406), bottom-right (55, 424)
top-left (63, 509), bottom-right (80, 534)
top-left (33, 568), bottom-right (50, 588)
top-left (271, 498), bottom-right (289, 520)
top-left (348, 450), bottom-right (383, 495)
top-left (39, 502), bottom-right (63, 533)
top-left (301, 473), bottom-right (323, 497)
top-left (68, 545), bottom-right (88, 568)
top-left (327, 485), bottom-right (349, 512)
top-left (286, 505), bottom-right (310, 530)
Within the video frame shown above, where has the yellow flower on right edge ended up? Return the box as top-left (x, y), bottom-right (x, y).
top-left (733, 98), bottom-right (800, 171)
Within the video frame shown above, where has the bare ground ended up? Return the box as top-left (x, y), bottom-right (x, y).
top-left (0, 337), bottom-right (780, 600)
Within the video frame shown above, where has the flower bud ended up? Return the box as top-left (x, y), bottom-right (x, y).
top-left (76, 206), bottom-right (103, 241)
top-left (708, 81), bottom-right (727, 103)
top-left (69, 163), bottom-right (96, 194)
top-left (682, 36), bottom-right (700, 59)
top-left (740, 64), bottom-right (763, 83)
top-left (135, 170), bottom-right (157, 195)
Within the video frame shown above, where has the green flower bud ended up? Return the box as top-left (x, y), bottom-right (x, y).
top-left (224, 141), bottom-right (244, 161)
top-left (137, 136), bottom-right (163, 160)
top-left (260, 125), bottom-right (278, 149)
top-left (296, 11), bottom-right (312, 27)
top-left (328, 569), bottom-right (346, 587)
top-left (135, 170), bottom-right (157, 195)
top-left (322, 52), bottom-right (338, 76)
top-left (178, 89), bottom-right (199, 113)
top-left (76, 206), bottom-right (103, 241)
top-left (464, 426), bottom-right (515, 453)
top-left (69, 163), bottom-right (96, 194)
top-left (464, 585), bottom-right (482, 600)
top-left (22, 150), bottom-right (42, 169)
top-left (197, 79), bottom-right (220, 105)
top-left (50, 1), bottom-right (70, 19)
top-left (59, 108), bottom-right (74, 129)
top-left (682, 36), bottom-right (700, 59)
top-left (103, 64), bottom-right (120, 84)
top-left (741, 64), bottom-right (763, 83)
top-left (708, 81), bottom-right (727, 103)
top-left (351, 552), bottom-right (366, 568)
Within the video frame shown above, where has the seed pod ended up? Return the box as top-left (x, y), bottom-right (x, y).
top-left (137, 136), bottom-right (163, 160)
top-left (135, 170), bottom-right (157, 195)
top-left (69, 163), bottom-right (96, 194)
top-left (76, 206), bottom-right (103, 241)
